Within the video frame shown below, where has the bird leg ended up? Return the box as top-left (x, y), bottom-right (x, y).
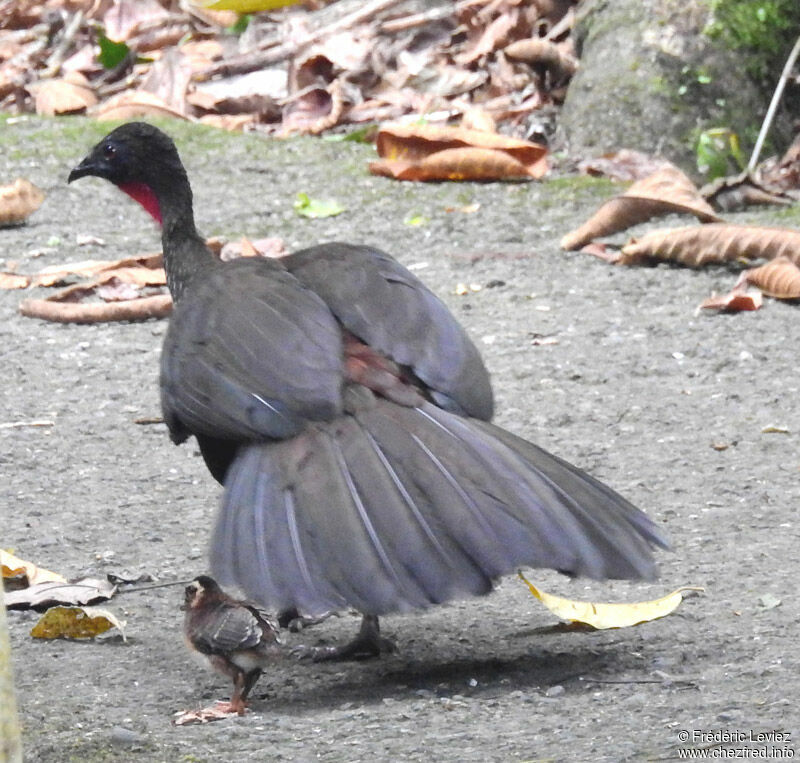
top-left (296, 615), bottom-right (396, 662)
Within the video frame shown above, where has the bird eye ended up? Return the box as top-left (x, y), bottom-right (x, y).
top-left (102, 143), bottom-right (117, 160)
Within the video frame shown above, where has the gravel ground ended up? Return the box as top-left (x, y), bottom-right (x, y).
top-left (3, 116), bottom-right (800, 762)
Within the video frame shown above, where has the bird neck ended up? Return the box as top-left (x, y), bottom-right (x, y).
top-left (139, 172), bottom-right (218, 304)
top-left (161, 213), bottom-right (217, 304)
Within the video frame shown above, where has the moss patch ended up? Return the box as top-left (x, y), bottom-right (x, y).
top-left (705, 0), bottom-right (800, 85)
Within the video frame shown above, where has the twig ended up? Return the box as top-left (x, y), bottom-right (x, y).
top-left (579, 677), bottom-right (665, 685)
top-left (195, 0), bottom-right (406, 81)
top-left (116, 579), bottom-right (193, 594)
top-left (748, 32), bottom-right (800, 172)
top-left (380, 5), bottom-right (455, 34)
top-left (133, 416), bottom-right (164, 425)
top-left (42, 10), bottom-right (84, 77)
top-left (0, 420), bottom-right (54, 429)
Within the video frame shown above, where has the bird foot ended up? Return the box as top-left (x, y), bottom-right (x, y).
top-left (293, 614), bottom-right (396, 662)
top-left (172, 700), bottom-right (245, 725)
top-left (278, 608), bottom-right (339, 633)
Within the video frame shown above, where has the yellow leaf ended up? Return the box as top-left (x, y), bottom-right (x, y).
top-left (518, 571), bottom-right (703, 630)
top-left (195, 0), bottom-right (302, 12)
top-left (30, 606), bottom-right (126, 640)
top-left (1, 550), bottom-right (66, 585)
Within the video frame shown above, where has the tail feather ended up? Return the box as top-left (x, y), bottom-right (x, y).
top-left (211, 397), bottom-right (668, 616)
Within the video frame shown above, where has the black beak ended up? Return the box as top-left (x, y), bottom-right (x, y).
top-left (68, 155), bottom-right (103, 184)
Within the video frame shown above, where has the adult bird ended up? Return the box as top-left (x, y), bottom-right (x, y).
top-left (69, 123), bottom-right (668, 659)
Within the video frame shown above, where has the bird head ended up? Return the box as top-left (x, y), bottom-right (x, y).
top-left (68, 122), bottom-right (186, 226)
top-left (182, 575), bottom-right (222, 611)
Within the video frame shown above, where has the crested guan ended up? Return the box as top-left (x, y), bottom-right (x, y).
top-left (69, 122), bottom-right (669, 657)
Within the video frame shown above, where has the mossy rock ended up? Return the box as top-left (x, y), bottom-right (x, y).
top-left (559, 0), bottom-right (799, 174)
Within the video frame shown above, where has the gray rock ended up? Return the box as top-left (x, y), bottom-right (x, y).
top-left (559, 0), bottom-right (797, 171)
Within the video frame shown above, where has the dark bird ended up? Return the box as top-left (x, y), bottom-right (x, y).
top-left (182, 575), bottom-right (281, 716)
top-left (69, 123), bottom-right (669, 659)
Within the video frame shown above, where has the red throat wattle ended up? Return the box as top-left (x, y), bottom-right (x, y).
top-left (118, 182), bottom-right (162, 226)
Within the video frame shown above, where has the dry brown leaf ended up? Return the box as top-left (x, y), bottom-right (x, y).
top-left (579, 242), bottom-right (620, 263)
top-left (138, 48), bottom-right (192, 116)
top-left (103, 0), bottom-right (171, 42)
top-left (701, 171), bottom-right (794, 213)
top-left (699, 289), bottom-right (763, 312)
top-left (376, 124), bottom-right (548, 176)
top-left (4, 577), bottom-right (117, 610)
top-left (561, 166), bottom-right (721, 250)
top-left (0, 177), bottom-right (45, 226)
top-left (93, 91), bottom-right (189, 122)
top-left (219, 236), bottom-right (287, 261)
top-left (456, 7), bottom-right (522, 65)
top-left (0, 272), bottom-right (31, 289)
top-left (460, 106), bottom-right (497, 133)
top-left (619, 224), bottom-right (800, 267)
top-left (1, 550), bottom-right (66, 589)
top-left (504, 38), bottom-right (578, 81)
top-left (179, 39), bottom-right (226, 74)
top-left (737, 257), bottom-right (800, 299)
top-left (0, 254), bottom-right (166, 290)
top-left (30, 77), bottom-right (97, 116)
top-left (197, 113), bottom-right (259, 132)
top-left (370, 146), bottom-right (536, 181)
top-left (578, 150), bottom-right (673, 182)
top-left (173, 701), bottom-right (241, 725)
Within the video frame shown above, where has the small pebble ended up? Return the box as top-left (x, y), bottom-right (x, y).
top-left (110, 726), bottom-right (147, 747)
top-left (545, 685), bottom-right (565, 698)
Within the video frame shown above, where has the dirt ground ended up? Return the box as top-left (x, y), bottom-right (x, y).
top-left (3, 116), bottom-right (800, 762)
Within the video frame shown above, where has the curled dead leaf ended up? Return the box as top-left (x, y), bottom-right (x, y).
top-left (737, 257), bottom-right (800, 299)
top-left (0, 177), bottom-right (45, 226)
top-left (19, 292), bottom-right (172, 324)
top-left (561, 166), bottom-right (720, 250)
top-left (518, 571), bottom-right (703, 630)
top-left (220, 236), bottom-right (287, 261)
top-left (1, 550), bottom-right (66, 589)
top-left (370, 147), bottom-right (536, 181)
top-left (459, 107), bottom-right (496, 134)
top-left (376, 124), bottom-right (547, 176)
top-left (0, 272), bottom-right (31, 289)
top-left (1, 254), bottom-right (166, 290)
top-left (699, 289), bottom-right (763, 313)
top-left (504, 38), bottom-right (578, 81)
top-left (93, 91), bottom-right (189, 122)
top-left (30, 78), bottom-right (97, 117)
top-left (701, 170), bottom-right (794, 213)
top-left (619, 224), bottom-right (800, 267)
top-left (30, 606), bottom-right (125, 641)
top-left (4, 577), bottom-right (117, 610)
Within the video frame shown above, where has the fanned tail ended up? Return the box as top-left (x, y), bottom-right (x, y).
top-left (211, 395), bottom-right (668, 616)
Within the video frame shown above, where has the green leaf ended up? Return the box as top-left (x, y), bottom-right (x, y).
top-left (293, 192), bottom-right (346, 219)
top-left (696, 127), bottom-right (744, 180)
top-left (226, 13), bottom-right (252, 35)
top-left (322, 125), bottom-right (378, 144)
top-left (197, 0), bottom-right (302, 11)
top-left (403, 213), bottom-right (429, 227)
top-left (97, 32), bottom-right (129, 70)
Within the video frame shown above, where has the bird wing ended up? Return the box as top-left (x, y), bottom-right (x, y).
top-left (195, 601), bottom-right (264, 654)
top-left (160, 257), bottom-right (345, 444)
top-left (284, 243), bottom-right (494, 420)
